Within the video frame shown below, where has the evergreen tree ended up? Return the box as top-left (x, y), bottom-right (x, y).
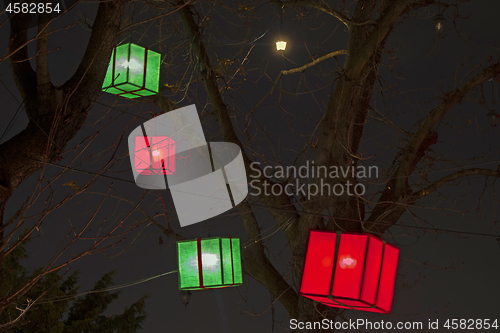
top-left (0, 242), bottom-right (148, 332)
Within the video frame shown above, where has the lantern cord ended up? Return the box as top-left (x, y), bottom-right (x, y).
top-left (492, 79), bottom-right (496, 107)
top-left (129, 2), bottom-right (136, 44)
top-left (279, 5), bottom-right (283, 40)
top-left (243, 201), bottom-right (500, 246)
top-left (32, 270), bottom-right (178, 306)
top-left (12, 151), bottom-right (500, 243)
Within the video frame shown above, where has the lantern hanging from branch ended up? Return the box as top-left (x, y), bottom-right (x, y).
top-left (102, 43), bottom-right (160, 99)
top-left (177, 237), bottom-right (243, 290)
top-left (300, 230), bottom-right (400, 313)
top-left (433, 13), bottom-right (446, 35)
top-left (487, 110), bottom-right (499, 128)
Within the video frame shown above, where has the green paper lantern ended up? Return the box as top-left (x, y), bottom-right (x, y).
top-left (102, 43), bottom-right (160, 99)
top-left (177, 237), bottom-right (243, 290)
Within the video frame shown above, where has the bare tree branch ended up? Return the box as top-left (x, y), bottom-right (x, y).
top-left (280, 50), bottom-right (348, 78)
top-left (414, 168), bottom-right (500, 200)
top-left (281, 0), bottom-right (375, 28)
top-left (369, 61), bottom-right (500, 229)
top-left (175, 0), bottom-right (299, 316)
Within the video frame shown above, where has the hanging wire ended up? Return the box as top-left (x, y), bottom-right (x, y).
top-left (492, 77), bottom-right (496, 107)
top-left (34, 270), bottom-right (178, 306)
top-left (279, 5), bottom-right (283, 40)
top-left (242, 202), bottom-right (500, 249)
top-left (13, 147), bottom-right (500, 244)
top-left (129, 2), bottom-right (136, 44)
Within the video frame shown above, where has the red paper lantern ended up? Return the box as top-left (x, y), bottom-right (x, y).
top-left (300, 230), bottom-right (399, 313)
top-left (134, 136), bottom-right (176, 175)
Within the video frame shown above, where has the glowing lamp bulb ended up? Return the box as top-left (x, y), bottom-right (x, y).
top-left (276, 41), bottom-right (287, 51)
top-left (339, 255), bottom-right (357, 269)
top-left (202, 253), bottom-right (219, 267)
top-left (116, 57), bottom-right (144, 74)
top-left (433, 14), bottom-right (446, 35)
top-left (152, 150), bottom-right (161, 162)
top-left (127, 57), bottom-right (144, 73)
top-left (343, 258), bottom-right (354, 265)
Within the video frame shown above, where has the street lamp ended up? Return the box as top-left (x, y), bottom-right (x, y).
top-left (433, 13), bottom-right (446, 35)
top-left (276, 41), bottom-right (287, 51)
top-left (487, 109), bottom-right (499, 128)
top-left (179, 290), bottom-right (192, 309)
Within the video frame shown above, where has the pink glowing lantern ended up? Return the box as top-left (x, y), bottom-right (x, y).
top-left (134, 136), bottom-right (176, 175)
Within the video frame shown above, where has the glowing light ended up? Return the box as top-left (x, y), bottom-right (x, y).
top-left (276, 41), bottom-right (287, 51)
top-left (134, 136), bottom-right (176, 175)
top-left (116, 57), bottom-right (144, 74)
top-left (152, 150), bottom-right (161, 162)
top-left (202, 253), bottom-right (219, 267)
top-left (339, 256), bottom-right (357, 269)
top-left (433, 14), bottom-right (446, 35)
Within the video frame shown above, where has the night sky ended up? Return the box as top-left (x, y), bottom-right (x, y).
top-left (1, 0), bottom-right (499, 332)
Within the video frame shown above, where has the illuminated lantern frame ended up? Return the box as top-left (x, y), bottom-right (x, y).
top-left (177, 237), bottom-right (243, 290)
top-left (300, 230), bottom-right (399, 313)
top-left (102, 43), bottom-right (160, 99)
top-left (134, 136), bottom-right (176, 175)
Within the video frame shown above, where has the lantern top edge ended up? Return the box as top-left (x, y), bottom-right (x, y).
top-left (307, 229), bottom-right (399, 249)
top-left (114, 42), bottom-right (161, 54)
top-left (176, 236), bottom-right (240, 243)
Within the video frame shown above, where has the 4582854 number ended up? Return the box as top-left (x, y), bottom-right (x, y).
top-left (444, 319), bottom-right (498, 330)
top-left (6, 2), bottom-right (61, 14)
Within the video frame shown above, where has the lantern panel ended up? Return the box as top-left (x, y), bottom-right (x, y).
top-left (150, 136), bottom-right (176, 174)
top-left (360, 235), bottom-right (384, 304)
top-left (102, 43), bottom-right (160, 99)
top-left (101, 45), bottom-right (128, 88)
top-left (359, 236), bottom-right (384, 305)
top-left (221, 238), bottom-right (233, 285)
top-left (374, 244), bottom-right (399, 313)
top-left (128, 43), bottom-right (147, 86)
top-left (300, 231), bottom-right (336, 296)
top-left (201, 238), bottom-right (223, 287)
top-left (144, 49), bottom-right (161, 93)
top-left (331, 234), bottom-right (368, 300)
top-left (177, 241), bottom-right (200, 290)
top-left (231, 238), bottom-right (243, 284)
